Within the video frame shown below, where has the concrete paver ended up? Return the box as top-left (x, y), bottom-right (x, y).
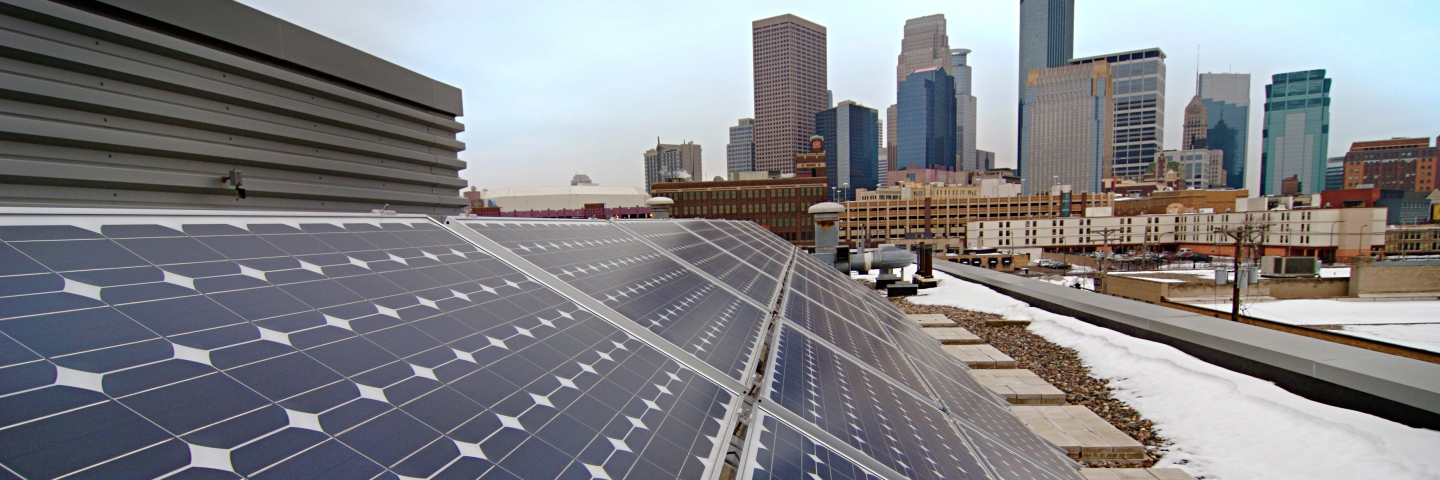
top-left (1011, 405), bottom-right (1146, 463)
top-left (923, 326), bottom-right (984, 345)
top-left (906, 313), bottom-right (956, 328)
top-left (985, 317), bottom-right (1032, 327)
top-left (941, 344), bottom-right (1017, 368)
top-left (969, 369), bottom-right (1067, 405)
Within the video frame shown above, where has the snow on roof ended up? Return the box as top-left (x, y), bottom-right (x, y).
top-left (899, 271), bottom-right (1440, 479)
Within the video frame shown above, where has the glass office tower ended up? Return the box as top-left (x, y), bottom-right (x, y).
top-left (896, 67), bottom-right (957, 172)
top-left (1200, 73), bottom-right (1251, 190)
top-left (727, 118), bottom-right (755, 175)
top-left (1261, 69), bottom-right (1331, 195)
top-left (815, 101), bottom-right (881, 200)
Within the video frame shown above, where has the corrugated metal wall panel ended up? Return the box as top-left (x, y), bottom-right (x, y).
top-left (0, 0), bottom-right (468, 214)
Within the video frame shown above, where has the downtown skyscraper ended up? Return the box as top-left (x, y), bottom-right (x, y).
top-left (897, 67), bottom-right (957, 172)
top-left (726, 118), bottom-right (755, 176)
top-left (752, 14), bottom-right (827, 174)
top-left (1017, 0), bottom-right (1074, 168)
top-left (1200, 73), bottom-right (1251, 189)
top-left (1069, 48), bottom-right (1167, 179)
top-left (896, 15), bottom-right (956, 172)
top-left (1020, 62), bottom-right (1112, 194)
top-left (1262, 69), bottom-right (1331, 195)
top-left (816, 101), bottom-right (881, 200)
top-left (951, 48), bottom-right (979, 171)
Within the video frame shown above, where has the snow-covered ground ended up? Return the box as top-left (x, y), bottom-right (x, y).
top-left (1188, 299), bottom-right (1438, 326)
top-left (1185, 298), bottom-right (1440, 354)
top-left (908, 271), bottom-right (1440, 480)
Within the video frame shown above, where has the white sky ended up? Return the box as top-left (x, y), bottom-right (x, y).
top-left (237, 0), bottom-right (1440, 192)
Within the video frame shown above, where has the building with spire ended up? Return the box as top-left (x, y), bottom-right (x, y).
top-left (1183, 94), bottom-right (1208, 149)
top-left (643, 140), bottom-right (701, 193)
top-left (752, 14), bottom-right (828, 174)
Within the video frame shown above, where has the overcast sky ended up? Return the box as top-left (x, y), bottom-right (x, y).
top-left (239, 0), bottom-right (1439, 192)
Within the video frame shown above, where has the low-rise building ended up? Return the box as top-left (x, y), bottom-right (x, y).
top-left (1160, 149), bottom-right (1227, 189)
top-left (470, 184), bottom-right (651, 218)
top-left (1113, 189), bottom-right (1248, 216)
top-left (1384, 224), bottom-right (1440, 256)
top-left (840, 191), bottom-right (1114, 246)
top-left (650, 177), bottom-right (827, 245)
top-left (966, 205), bottom-right (1385, 262)
top-left (1321, 188), bottom-right (1433, 225)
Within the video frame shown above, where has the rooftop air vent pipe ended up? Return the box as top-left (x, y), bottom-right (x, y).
top-left (809, 202), bottom-right (913, 274)
top-left (646, 197), bottom-right (674, 219)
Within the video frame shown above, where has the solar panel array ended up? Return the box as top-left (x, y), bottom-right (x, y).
top-left (0, 210), bottom-right (1082, 480)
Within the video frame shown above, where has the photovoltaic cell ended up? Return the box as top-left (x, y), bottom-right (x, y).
top-left (767, 324), bottom-right (988, 480)
top-left (742, 410), bottom-right (881, 480)
top-left (615, 220), bottom-right (781, 304)
top-left (678, 221), bottom-right (786, 275)
top-left (0, 213), bottom-right (733, 480)
top-left (449, 219), bottom-right (768, 382)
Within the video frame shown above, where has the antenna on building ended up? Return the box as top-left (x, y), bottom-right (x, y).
top-left (1195, 45), bottom-right (1201, 97)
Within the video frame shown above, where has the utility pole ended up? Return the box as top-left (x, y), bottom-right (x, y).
top-left (1215, 223), bottom-right (1269, 321)
top-left (1094, 227), bottom-right (1123, 290)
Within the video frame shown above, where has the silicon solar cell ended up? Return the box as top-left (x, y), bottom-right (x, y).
top-left (447, 220), bottom-right (768, 383)
top-left (767, 325), bottom-right (989, 480)
top-left (677, 221), bottom-right (786, 275)
top-left (741, 411), bottom-right (881, 480)
top-left (614, 221), bottom-right (781, 305)
top-left (0, 213), bottom-right (734, 480)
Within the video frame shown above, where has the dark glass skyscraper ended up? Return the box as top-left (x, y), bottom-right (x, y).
top-left (1262, 69), bottom-right (1331, 195)
top-left (815, 101), bottom-right (880, 200)
top-left (897, 67), bottom-right (957, 172)
top-left (1200, 73), bottom-right (1251, 190)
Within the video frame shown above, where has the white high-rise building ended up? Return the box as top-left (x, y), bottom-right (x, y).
top-left (951, 48), bottom-right (978, 171)
top-left (727, 118), bottom-right (755, 175)
top-left (1069, 48), bottom-right (1167, 179)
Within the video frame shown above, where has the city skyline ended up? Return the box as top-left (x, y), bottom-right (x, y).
top-left (235, 0), bottom-right (1440, 191)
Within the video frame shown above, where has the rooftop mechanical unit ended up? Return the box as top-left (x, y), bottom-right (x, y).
top-left (1260, 256), bottom-right (1321, 277)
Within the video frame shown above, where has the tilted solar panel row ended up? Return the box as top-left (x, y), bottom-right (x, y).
top-left (0, 210), bottom-right (1082, 480)
top-left (0, 212), bottom-right (737, 480)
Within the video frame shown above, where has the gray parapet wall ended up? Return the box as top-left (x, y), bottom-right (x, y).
top-left (932, 261), bottom-right (1440, 430)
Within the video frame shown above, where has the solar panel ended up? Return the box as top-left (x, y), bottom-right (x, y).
top-left (740, 410), bottom-right (881, 480)
top-left (678, 221), bottom-right (787, 275)
top-left (446, 219), bottom-right (769, 384)
top-left (1, 208), bottom-right (1087, 480)
top-left (613, 221), bottom-right (782, 306)
top-left (0, 212), bottom-right (735, 480)
top-left (766, 324), bottom-right (989, 480)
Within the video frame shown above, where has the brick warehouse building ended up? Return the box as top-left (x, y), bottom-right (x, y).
top-left (650, 177), bottom-right (828, 246)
